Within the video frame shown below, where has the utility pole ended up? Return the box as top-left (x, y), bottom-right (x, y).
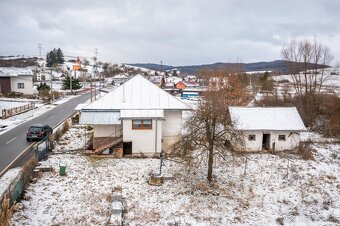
top-left (50, 68), bottom-right (53, 101)
top-left (37, 43), bottom-right (42, 56)
top-left (90, 72), bottom-right (93, 102)
top-left (70, 71), bottom-right (74, 94)
top-left (94, 48), bottom-right (98, 100)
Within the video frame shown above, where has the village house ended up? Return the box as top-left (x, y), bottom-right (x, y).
top-left (80, 74), bottom-right (191, 155)
top-left (175, 81), bottom-right (203, 99)
top-left (0, 67), bottom-right (34, 95)
top-left (111, 74), bottom-right (128, 85)
top-left (229, 107), bottom-right (306, 152)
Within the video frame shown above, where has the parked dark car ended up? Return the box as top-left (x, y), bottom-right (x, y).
top-left (26, 124), bottom-right (53, 141)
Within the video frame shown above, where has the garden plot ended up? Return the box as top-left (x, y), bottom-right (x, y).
top-left (52, 125), bottom-right (93, 152)
top-left (10, 127), bottom-right (340, 226)
top-left (0, 101), bottom-right (28, 113)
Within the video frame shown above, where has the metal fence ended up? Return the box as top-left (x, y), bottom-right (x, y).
top-left (33, 136), bottom-right (49, 161)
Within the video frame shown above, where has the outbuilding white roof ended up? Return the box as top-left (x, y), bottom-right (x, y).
top-left (229, 107), bottom-right (306, 131)
top-left (83, 74), bottom-right (191, 110)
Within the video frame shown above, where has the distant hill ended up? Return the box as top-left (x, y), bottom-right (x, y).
top-left (129, 60), bottom-right (329, 75)
top-left (0, 56), bottom-right (40, 67)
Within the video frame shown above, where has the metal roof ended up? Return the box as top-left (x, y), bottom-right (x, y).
top-left (74, 103), bottom-right (88, 111)
top-left (0, 67), bottom-right (33, 77)
top-left (120, 109), bottom-right (164, 119)
top-left (79, 111), bottom-right (120, 125)
top-left (229, 107), bottom-right (307, 131)
top-left (83, 74), bottom-right (191, 111)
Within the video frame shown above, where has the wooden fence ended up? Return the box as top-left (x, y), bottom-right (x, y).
top-left (1, 102), bottom-right (35, 119)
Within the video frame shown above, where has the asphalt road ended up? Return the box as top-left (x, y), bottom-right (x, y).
top-left (0, 92), bottom-right (91, 175)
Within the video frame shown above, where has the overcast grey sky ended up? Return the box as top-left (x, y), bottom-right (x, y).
top-left (0, 0), bottom-right (339, 65)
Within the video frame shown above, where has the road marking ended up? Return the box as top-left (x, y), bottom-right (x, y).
top-left (48, 115), bottom-right (54, 119)
top-left (0, 142), bottom-right (35, 177)
top-left (6, 137), bottom-right (17, 144)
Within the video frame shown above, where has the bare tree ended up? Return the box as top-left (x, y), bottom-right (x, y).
top-left (281, 39), bottom-right (334, 95)
top-left (171, 70), bottom-right (249, 184)
top-left (281, 39), bottom-right (335, 127)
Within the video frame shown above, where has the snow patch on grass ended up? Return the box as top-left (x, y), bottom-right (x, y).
top-left (10, 127), bottom-right (340, 225)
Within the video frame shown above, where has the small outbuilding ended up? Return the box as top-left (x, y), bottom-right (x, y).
top-left (229, 107), bottom-right (306, 152)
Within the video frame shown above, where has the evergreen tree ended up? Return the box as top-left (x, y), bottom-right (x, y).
top-left (46, 48), bottom-right (64, 67)
top-left (56, 48), bottom-right (64, 64)
top-left (62, 76), bottom-right (82, 90)
top-left (46, 50), bottom-right (57, 67)
top-left (46, 52), bottom-right (51, 67)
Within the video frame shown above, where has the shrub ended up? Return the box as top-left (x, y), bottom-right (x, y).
top-left (62, 120), bottom-right (71, 133)
top-left (4, 92), bottom-right (22, 98)
top-left (298, 141), bottom-right (315, 161)
top-left (72, 114), bottom-right (80, 123)
top-left (54, 130), bottom-right (63, 141)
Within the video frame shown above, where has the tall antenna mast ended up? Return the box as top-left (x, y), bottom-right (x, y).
top-left (37, 43), bottom-right (42, 56)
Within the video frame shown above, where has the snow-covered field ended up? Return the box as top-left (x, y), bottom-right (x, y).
top-left (10, 127), bottom-right (340, 226)
top-left (272, 69), bottom-right (340, 96)
top-left (0, 100), bottom-right (29, 113)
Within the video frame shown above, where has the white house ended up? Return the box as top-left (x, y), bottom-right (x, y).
top-left (80, 74), bottom-right (191, 155)
top-left (229, 107), bottom-right (306, 152)
top-left (0, 67), bottom-right (34, 95)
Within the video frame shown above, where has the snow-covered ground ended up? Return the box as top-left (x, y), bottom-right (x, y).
top-left (0, 100), bottom-right (29, 113)
top-left (10, 128), bottom-right (340, 225)
top-left (0, 96), bottom-right (78, 135)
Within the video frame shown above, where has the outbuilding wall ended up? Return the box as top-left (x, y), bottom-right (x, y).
top-left (242, 131), bottom-right (300, 152)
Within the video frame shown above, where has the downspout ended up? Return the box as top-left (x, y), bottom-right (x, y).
top-left (155, 119), bottom-right (158, 154)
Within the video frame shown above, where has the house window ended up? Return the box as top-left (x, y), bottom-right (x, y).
top-left (278, 135), bottom-right (286, 141)
top-left (17, 83), bottom-right (24, 89)
top-left (132, 119), bottom-right (152, 130)
top-left (248, 134), bottom-right (256, 141)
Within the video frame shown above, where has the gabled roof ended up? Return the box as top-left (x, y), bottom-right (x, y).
top-left (0, 67), bottom-right (33, 77)
top-left (83, 74), bottom-right (191, 111)
top-left (229, 107), bottom-right (306, 131)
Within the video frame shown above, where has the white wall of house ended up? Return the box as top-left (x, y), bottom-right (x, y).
top-left (94, 124), bottom-right (122, 137)
top-left (122, 119), bottom-right (162, 154)
top-left (242, 131), bottom-right (300, 151)
top-left (10, 76), bottom-right (33, 95)
top-left (162, 110), bottom-right (182, 152)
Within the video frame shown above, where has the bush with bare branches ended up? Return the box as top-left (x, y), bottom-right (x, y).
top-left (171, 69), bottom-right (249, 184)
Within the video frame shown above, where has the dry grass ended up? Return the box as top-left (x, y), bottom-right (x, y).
top-left (0, 196), bottom-right (18, 226)
top-left (62, 120), bottom-right (70, 133)
top-left (133, 210), bottom-right (160, 223)
top-left (22, 157), bottom-right (38, 188)
top-left (298, 141), bottom-right (315, 161)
